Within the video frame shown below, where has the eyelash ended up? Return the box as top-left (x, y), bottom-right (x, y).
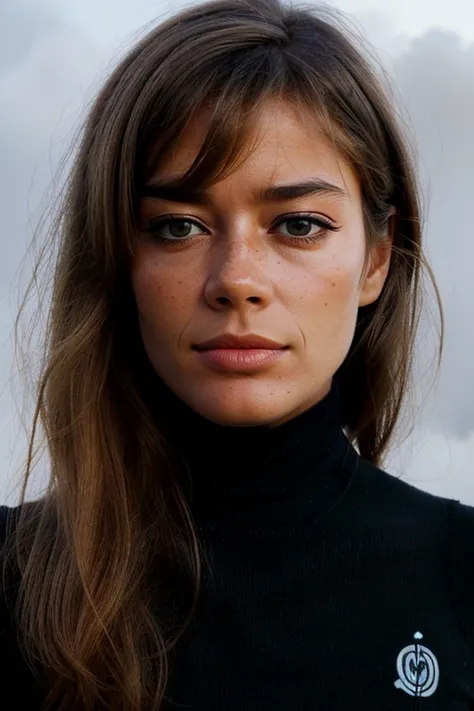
top-left (143, 212), bottom-right (341, 246)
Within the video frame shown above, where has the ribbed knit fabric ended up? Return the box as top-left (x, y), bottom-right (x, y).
top-left (2, 378), bottom-right (474, 710)
top-left (159, 379), bottom-right (474, 710)
top-left (161, 377), bottom-right (355, 536)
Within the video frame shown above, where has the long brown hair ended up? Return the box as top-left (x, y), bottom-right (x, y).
top-left (1, 0), bottom-right (443, 708)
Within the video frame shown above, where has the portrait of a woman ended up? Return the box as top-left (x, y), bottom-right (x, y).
top-left (1, 0), bottom-right (473, 709)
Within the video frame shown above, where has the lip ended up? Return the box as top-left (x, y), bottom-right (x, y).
top-left (193, 333), bottom-right (287, 351)
top-left (195, 347), bottom-right (287, 373)
top-left (192, 333), bottom-right (288, 373)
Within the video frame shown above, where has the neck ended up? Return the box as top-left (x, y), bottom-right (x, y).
top-left (154, 377), bottom-right (356, 534)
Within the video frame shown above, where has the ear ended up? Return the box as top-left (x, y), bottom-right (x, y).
top-left (358, 207), bottom-right (396, 308)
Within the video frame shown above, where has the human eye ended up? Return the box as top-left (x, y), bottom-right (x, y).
top-left (271, 212), bottom-right (341, 244)
top-left (144, 215), bottom-right (208, 243)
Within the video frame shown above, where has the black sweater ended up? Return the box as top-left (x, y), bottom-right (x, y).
top-left (2, 379), bottom-right (474, 710)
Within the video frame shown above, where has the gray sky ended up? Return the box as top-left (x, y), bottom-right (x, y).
top-left (1, 0), bottom-right (473, 505)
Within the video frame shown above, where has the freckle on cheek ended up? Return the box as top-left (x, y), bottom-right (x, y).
top-left (331, 282), bottom-right (336, 287)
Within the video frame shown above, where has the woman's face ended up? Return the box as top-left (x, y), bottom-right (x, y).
top-left (132, 99), bottom-right (392, 427)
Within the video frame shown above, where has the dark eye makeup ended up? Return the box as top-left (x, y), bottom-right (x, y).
top-left (142, 212), bottom-right (341, 247)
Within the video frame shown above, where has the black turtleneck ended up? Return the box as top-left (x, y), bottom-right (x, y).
top-left (2, 380), bottom-right (474, 709)
top-left (158, 379), bottom-right (474, 710)
top-left (162, 377), bottom-right (356, 537)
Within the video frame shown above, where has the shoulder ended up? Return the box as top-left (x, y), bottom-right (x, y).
top-left (358, 456), bottom-right (474, 553)
top-left (0, 505), bottom-right (25, 662)
top-left (344, 452), bottom-right (456, 534)
top-left (444, 496), bottom-right (474, 654)
top-left (0, 501), bottom-right (43, 614)
top-left (0, 503), bottom-right (24, 548)
top-left (0, 504), bottom-right (26, 610)
top-left (0, 504), bottom-right (49, 700)
top-left (350, 454), bottom-right (474, 653)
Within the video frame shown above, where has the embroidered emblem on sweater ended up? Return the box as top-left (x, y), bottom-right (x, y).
top-left (394, 631), bottom-right (439, 697)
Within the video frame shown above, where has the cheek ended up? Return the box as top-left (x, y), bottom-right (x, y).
top-left (297, 256), bottom-right (363, 343)
top-left (325, 269), bottom-right (360, 316)
top-left (299, 256), bottom-right (361, 309)
top-left (131, 257), bottom-right (189, 346)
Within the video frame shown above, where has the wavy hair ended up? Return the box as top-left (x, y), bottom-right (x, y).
top-left (1, 0), bottom-right (443, 709)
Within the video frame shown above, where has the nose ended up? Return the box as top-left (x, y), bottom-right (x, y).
top-left (204, 239), bottom-right (273, 312)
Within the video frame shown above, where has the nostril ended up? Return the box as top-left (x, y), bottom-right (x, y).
top-left (214, 295), bottom-right (261, 306)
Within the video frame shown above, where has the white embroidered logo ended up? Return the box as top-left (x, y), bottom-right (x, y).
top-left (394, 631), bottom-right (440, 697)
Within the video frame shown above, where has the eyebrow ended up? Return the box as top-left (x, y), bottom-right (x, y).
top-left (140, 178), bottom-right (348, 204)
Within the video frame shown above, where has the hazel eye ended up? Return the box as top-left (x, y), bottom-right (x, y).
top-left (146, 217), bottom-right (206, 241)
top-left (271, 213), bottom-right (340, 244)
top-left (278, 217), bottom-right (323, 237)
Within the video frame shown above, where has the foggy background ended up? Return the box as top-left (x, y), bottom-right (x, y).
top-left (0, 0), bottom-right (473, 505)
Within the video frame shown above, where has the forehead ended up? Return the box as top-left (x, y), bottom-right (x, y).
top-left (153, 99), bottom-right (359, 200)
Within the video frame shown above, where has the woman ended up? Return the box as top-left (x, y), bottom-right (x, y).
top-left (1, 0), bottom-right (473, 708)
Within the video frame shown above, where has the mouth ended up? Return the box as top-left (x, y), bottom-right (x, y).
top-left (193, 333), bottom-right (288, 351)
top-left (192, 334), bottom-right (289, 373)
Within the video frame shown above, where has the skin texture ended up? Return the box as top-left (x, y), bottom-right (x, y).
top-left (132, 99), bottom-right (393, 427)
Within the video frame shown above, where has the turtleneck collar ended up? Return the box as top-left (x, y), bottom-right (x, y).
top-left (156, 377), bottom-right (358, 535)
